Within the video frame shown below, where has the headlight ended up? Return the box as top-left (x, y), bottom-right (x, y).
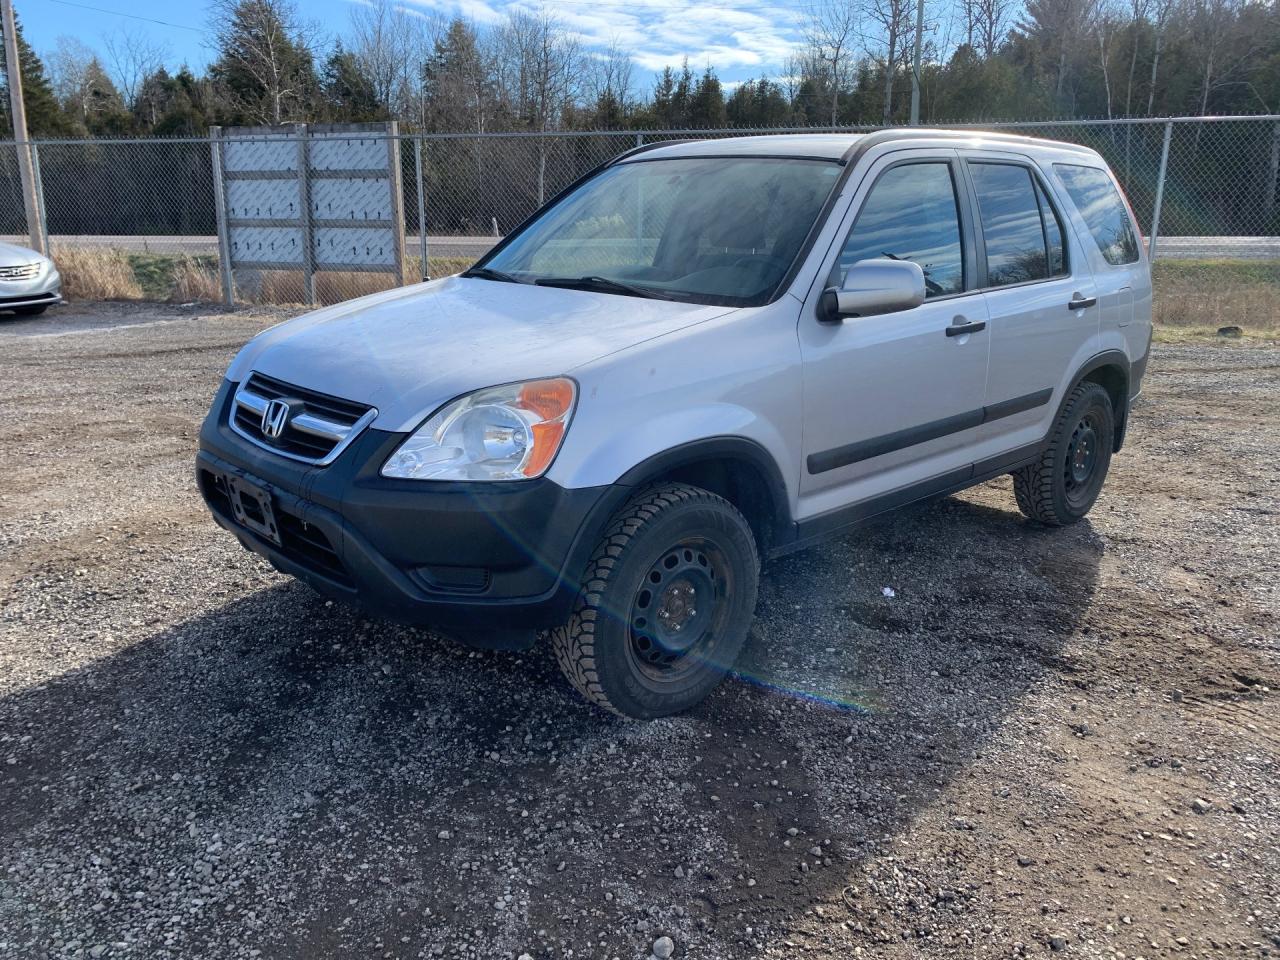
top-left (381, 377), bottom-right (576, 481)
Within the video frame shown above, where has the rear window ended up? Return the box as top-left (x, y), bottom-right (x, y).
top-left (970, 162), bottom-right (1068, 287)
top-left (1054, 163), bottom-right (1141, 266)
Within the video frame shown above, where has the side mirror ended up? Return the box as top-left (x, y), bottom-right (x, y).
top-left (818, 258), bottom-right (927, 323)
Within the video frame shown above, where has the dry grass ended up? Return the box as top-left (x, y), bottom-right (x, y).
top-left (242, 258), bottom-right (477, 306)
top-left (1152, 325), bottom-right (1280, 343)
top-left (243, 270), bottom-right (399, 306)
top-left (53, 247), bottom-right (144, 301)
top-left (1152, 258), bottom-right (1280, 334)
top-left (47, 249), bottom-right (480, 308)
top-left (414, 256), bottom-right (475, 279)
top-left (167, 256), bottom-right (224, 303)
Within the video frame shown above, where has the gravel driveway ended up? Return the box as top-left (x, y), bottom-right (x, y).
top-left (1, 303), bottom-right (1277, 960)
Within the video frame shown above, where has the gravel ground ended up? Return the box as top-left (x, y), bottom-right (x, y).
top-left (1, 302), bottom-right (1277, 960)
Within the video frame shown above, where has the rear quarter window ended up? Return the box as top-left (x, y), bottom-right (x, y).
top-left (1054, 163), bottom-right (1141, 266)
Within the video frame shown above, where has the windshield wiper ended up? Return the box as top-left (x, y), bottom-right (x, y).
top-left (533, 275), bottom-right (678, 301)
top-left (461, 266), bottom-right (528, 284)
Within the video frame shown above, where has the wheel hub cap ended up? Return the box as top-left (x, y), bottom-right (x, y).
top-left (629, 542), bottom-right (725, 673)
top-left (657, 581), bottom-right (698, 634)
top-left (1066, 417), bottom-right (1099, 490)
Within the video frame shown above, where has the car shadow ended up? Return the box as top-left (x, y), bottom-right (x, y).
top-left (0, 488), bottom-right (1103, 958)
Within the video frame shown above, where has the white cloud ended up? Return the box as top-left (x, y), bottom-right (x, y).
top-left (401, 0), bottom-right (505, 25)
top-left (405, 0), bottom-right (804, 80)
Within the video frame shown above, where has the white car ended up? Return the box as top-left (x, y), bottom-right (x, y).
top-left (199, 129), bottom-right (1153, 718)
top-left (0, 241), bottom-right (62, 317)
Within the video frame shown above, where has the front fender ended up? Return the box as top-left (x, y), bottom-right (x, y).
top-left (550, 402), bottom-right (798, 505)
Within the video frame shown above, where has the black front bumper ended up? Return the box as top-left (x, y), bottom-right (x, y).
top-left (197, 380), bottom-right (620, 648)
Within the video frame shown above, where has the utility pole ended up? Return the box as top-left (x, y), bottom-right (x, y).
top-left (1, 0), bottom-right (44, 254)
top-left (909, 0), bottom-right (925, 125)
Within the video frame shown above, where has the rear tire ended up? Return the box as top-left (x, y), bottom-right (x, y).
top-left (551, 483), bottom-right (759, 719)
top-left (1012, 381), bottom-right (1114, 525)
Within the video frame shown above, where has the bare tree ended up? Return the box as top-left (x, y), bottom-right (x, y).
top-left (1184, 0), bottom-right (1262, 142)
top-left (47, 36), bottom-right (98, 113)
top-left (1093, 1), bottom-right (1121, 119)
top-left (585, 39), bottom-right (635, 118)
top-left (495, 10), bottom-right (583, 202)
top-left (1144, 0), bottom-right (1178, 114)
top-left (348, 0), bottom-right (441, 124)
top-left (1119, 0), bottom-right (1150, 115)
top-left (1019, 0), bottom-right (1098, 109)
top-left (865, 0), bottom-right (915, 123)
top-left (804, 0), bottom-right (861, 125)
top-left (103, 28), bottom-right (168, 109)
top-left (964, 0), bottom-right (1013, 57)
top-left (779, 52), bottom-right (803, 108)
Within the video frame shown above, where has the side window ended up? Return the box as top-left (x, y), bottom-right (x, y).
top-left (1035, 179), bottom-right (1068, 277)
top-left (969, 162), bottom-right (1052, 286)
top-left (1054, 163), bottom-right (1140, 265)
top-left (830, 161), bottom-right (964, 298)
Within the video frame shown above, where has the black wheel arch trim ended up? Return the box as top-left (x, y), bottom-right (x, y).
top-left (1067, 348), bottom-right (1131, 451)
top-left (610, 436), bottom-right (796, 553)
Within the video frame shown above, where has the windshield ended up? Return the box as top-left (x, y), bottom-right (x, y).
top-left (475, 156), bottom-right (844, 306)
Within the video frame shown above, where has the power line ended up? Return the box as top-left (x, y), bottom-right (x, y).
top-left (38, 0), bottom-right (203, 32)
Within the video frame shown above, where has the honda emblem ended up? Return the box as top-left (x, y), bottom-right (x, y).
top-left (261, 398), bottom-right (290, 440)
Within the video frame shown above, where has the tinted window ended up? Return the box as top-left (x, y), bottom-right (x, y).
top-left (830, 162), bottom-right (964, 298)
top-left (971, 163), bottom-right (1050, 286)
top-left (483, 157), bottom-right (843, 306)
top-left (1055, 163), bottom-right (1140, 265)
top-left (1035, 179), bottom-right (1068, 277)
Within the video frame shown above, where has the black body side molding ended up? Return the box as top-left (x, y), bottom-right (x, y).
top-left (807, 387), bottom-right (1053, 475)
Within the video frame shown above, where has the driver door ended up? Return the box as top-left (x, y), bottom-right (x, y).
top-left (797, 149), bottom-right (991, 524)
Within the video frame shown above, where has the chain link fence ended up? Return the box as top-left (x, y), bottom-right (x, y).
top-left (2, 116), bottom-right (1277, 313)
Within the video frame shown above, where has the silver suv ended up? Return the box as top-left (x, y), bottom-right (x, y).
top-left (198, 129), bottom-right (1152, 718)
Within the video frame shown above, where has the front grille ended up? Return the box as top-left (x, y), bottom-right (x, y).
top-left (0, 263), bottom-right (41, 282)
top-left (0, 292), bottom-right (55, 306)
top-left (230, 372), bottom-right (375, 465)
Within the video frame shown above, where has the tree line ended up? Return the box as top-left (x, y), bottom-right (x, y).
top-left (1, 0), bottom-right (1278, 142)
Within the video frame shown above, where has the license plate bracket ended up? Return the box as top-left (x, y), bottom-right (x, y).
top-left (227, 475), bottom-right (281, 546)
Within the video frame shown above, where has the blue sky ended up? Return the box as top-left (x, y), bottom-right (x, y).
top-left (15, 0), bottom-right (816, 89)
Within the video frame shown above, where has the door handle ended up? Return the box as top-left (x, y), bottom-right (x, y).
top-left (946, 320), bottom-right (987, 337)
top-left (1068, 295), bottom-right (1097, 310)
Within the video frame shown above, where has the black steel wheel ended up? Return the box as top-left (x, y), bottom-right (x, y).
top-left (1013, 381), bottom-right (1115, 525)
top-left (551, 483), bottom-right (759, 719)
top-left (628, 537), bottom-right (734, 682)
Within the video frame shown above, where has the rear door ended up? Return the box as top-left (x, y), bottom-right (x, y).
top-left (797, 149), bottom-right (991, 522)
top-left (1053, 161), bottom-right (1152, 369)
top-left (959, 151), bottom-right (1100, 460)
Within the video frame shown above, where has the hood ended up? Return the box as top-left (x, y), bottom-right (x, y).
top-left (227, 275), bottom-right (734, 432)
top-left (0, 240), bottom-right (46, 265)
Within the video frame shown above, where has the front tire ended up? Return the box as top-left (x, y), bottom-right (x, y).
top-left (551, 483), bottom-right (760, 719)
top-left (11, 304), bottom-right (48, 317)
top-left (1012, 381), bottom-right (1115, 525)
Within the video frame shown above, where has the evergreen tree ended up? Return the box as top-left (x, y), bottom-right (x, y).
top-left (136, 67), bottom-right (212, 136)
top-left (321, 44), bottom-right (383, 121)
top-left (422, 19), bottom-right (491, 133)
top-left (208, 0), bottom-right (317, 125)
top-left (0, 11), bottom-right (73, 136)
top-left (689, 67), bottom-right (726, 128)
top-left (727, 77), bottom-right (791, 127)
top-left (648, 66), bottom-right (678, 128)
